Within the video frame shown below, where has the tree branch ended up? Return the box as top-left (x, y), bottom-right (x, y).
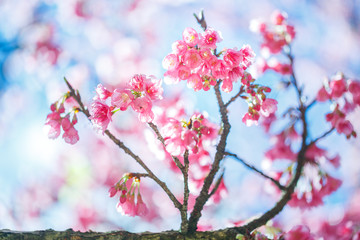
top-left (309, 127), bottom-right (335, 146)
top-left (64, 78), bottom-right (182, 212)
top-left (147, 122), bottom-right (184, 171)
top-left (181, 150), bottom-right (190, 233)
top-left (208, 171), bottom-right (225, 198)
top-left (224, 85), bottom-right (245, 108)
top-left (224, 152), bottom-right (287, 191)
top-left (187, 81), bottom-right (231, 233)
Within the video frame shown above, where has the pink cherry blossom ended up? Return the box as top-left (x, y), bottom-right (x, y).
top-left (199, 28), bottom-right (222, 49)
top-left (131, 96), bottom-right (154, 122)
top-left (348, 80), bottom-right (360, 105)
top-left (242, 112), bottom-right (260, 127)
top-left (183, 49), bottom-right (202, 69)
top-left (129, 74), bottom-right (146, 92)
top-left (135, 194), bottom-right (148, 217)
top-left (329, 74), bottom-right (347, 98)
top-left (62, 126), bottom-right (79, 145)
top-left (94, 84), bottom-right (112, 101)
top-left (223, 49), bottom-right (242, 67)
top-left (221, 79), bottom-right (233, 93)
top-left (211, 59), bottom-right (228, 79)
top-left (316, 86), bottom-right (330, 102)
top-left (285, 225), bottom-right (315, 240)
top-left (187, 73), bottom-right (203, 91)
top-left (239, 44), bottom-right (255, 69)
top-left (162, 54), bottom-right (179, 71)
top-left (111, 89), bottom-right (134, 111)
top-left (270, 10), bottom-right (287, 25)
top-left (260, 98), bottom-right (278, 117)
top-left (171, 40), bottom-right (188, 55)
top-left (89, 100), bottom-right (112, 133)
top-left (45, 111), bottom-right (62, 139)
top-left (117, 193), bottom-right (136, 217)
top-left (143, 76), bottom-right (163, 100)
top-left (182, 27), bottom-right (199, 47)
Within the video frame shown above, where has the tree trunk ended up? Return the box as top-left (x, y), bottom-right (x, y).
top-left (0, 228), bottom-right (243, 240)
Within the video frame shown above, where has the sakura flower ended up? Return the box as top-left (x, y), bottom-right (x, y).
top-left (62, 126), bottom-right (79, 145)
top-left (285, 225), bottom-right (315, 240)
top-left (329, 73), bottom-right (347, 99)
top-left (89, 100), bottom-right (112, 133)
top-left (45, 111), bottom-right (62, 139)
top-left (144, 76), bottom-right (163, 100)
top-left (135, 194), bottom-right (149, 217)
top-left (260, 98), bottom-right (278, 117)
top-left (242, 112), bottom-right (259, 126)
top-left (171, 40), bottom-right (188, 55)
top-left (316, 86), bottom-right (330, 102)
top-left (199, 28), bottom-right (222, 49)
top-left (162, 54), bottom-right (179, 71)
top-left (183, 49), bottom-right (202, 69)
top-left (94, 84), bottom-right (112, 101)
top-left (117, 193), bottom-right (136, 217)
top-left (111, 89), bottom-right (134, 111)
top-left (131, 96), bottom-right (154, 122)
top-left (182, 27), bottom-right (199, 47)
top-left (187, 73), bottom-right (203, 91)
top-left (223, 49), bottom-right (242, 67)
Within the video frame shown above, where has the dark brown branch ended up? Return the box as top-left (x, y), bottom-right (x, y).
top-left (209, 171), bottom-right (225, 198)
top-left (228, 47), bottom-right (310, 233)
top-left (306, 98), bottom-right (317, 111)
top-left (194, 9), bottom-right (207, 31)
top-left (104, 130), bottom-right (183, 210)
top-left (224, 85), bottom-right (245, 108)
top-left (64, 78), bottom-right (182, 212)
top-left (224, 152), bottom-right (287, 191)
top-left (309, 127), bottom-right (335, 146)
top-left (128, 173), bottom-right (150, 179)
top-left (187, 81), bottom-right (231, 233)
top-left (0, 228), bottom-right (245, 240)
top-left (181, 150), bottom-right (190, 233)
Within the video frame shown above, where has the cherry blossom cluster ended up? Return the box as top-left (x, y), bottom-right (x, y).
top-left (241, 76), bottom-right (278, 126)
top-left (89, 74), bottom-right (163, 133)
top-left (250, 10), bottom-right (295, 55)
top-left (251, 10), bottom-right (295, 77)
top-left (109, 173), bottom-right (148, 217)
top-left (317, 72), bottom-right (359, 138)
top-left (264, 125), bottom-right (343, 209)
top-left (161, 113), bottom-right (218, 156)
top-left (44, 95), bottom-right (79, 145)
top-left (163, 27), bottom-right (255, 92)
top-left (149, 98), bottom-right (226, 205)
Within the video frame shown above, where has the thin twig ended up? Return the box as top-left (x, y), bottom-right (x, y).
top-left (64, 78), bottom-right (182, 212)
top-left (224, 85), bottom-right (245, 108)
top-left (309, 127), bottom-right (335, 146)
top-left (208, 171), bottom-right (225, 198)
top-left (224, 152), bottom-right (287, 191)
top-left (148, 122), bottom-right (185, 171)
top-left (306, 98), bottom-right (317, 111)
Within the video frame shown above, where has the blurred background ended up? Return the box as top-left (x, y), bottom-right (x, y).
top-left (0, 0), bottom-right (359, 235)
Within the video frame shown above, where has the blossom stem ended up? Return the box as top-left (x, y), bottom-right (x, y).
top-left (147, 122), bottom-right (185, 171)
top-left (187, 81), bottom-right (231, 233)
top-left (64, 78), bottom-right (183, 212)
top-left (224, 85), bottom-right (245, 108)
top-left (224, 152), bottom-right (287, 191)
